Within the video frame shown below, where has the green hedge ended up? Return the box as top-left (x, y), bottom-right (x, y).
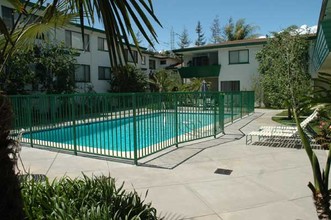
top-left (20, 174), bottom-right (158, 220)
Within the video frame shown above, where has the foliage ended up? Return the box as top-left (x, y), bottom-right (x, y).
top-left (21, 174), bottom-right (158, 220)
top-left (210, 15), bottom-right (222, 44)
top-left (148, 69), bottom-right (182, 92)
top-left (1, 43), bottom-right (77, 94)
top-left (0, 94), bottom-right (24, 219)
top-left (109, 65), bottom-right (148, 93)
top-left (195, 21), bottom-right (206, 46)
top-left (177, 27), bottom-right (191, 49)
top-left (180, 78), bottom-right (204, 92)
top-left (314, 113), bottom-right (331, 150)
top-left (256, 27), bottom-right (311, 117)
top-left (0, 0), bottom-right (76, 73)
top-left (291, 63), bottom-right (331, 219)
top-left (222, 17), bottom-right (259, 41)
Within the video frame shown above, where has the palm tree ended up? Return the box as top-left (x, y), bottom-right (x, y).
top-left (223, 17), bottom-right (259, 41)
top-left (148, 69), bottom-right (181, 92)
top-left (0, 0), bottom-right (160, 70)
top-left (0, 0), bottom-right (161, 217)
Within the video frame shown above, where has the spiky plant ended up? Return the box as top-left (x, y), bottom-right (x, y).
top-left (0, 94), bottom-right (24, 219)
top-left (293, 72), bottom-right (331, 219)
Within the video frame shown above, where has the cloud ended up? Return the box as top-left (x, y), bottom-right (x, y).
top-left (296, 24), bottom-right (318, 34)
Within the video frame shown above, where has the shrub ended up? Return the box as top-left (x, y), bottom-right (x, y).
top-left (21, 174), bottom-right (158, 220)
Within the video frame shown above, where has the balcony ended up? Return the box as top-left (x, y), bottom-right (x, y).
top-left (178, 65), bottom-right (221, 78)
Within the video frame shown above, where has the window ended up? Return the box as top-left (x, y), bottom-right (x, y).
top-left (2, 6), bottom-right (14, 30)
top-left (160, 60), bottom-right (167, 65)
top-left (220, 81), bottom-right (240, 92)
top-left (75, 65), bottom-right (90, 82)
top-left (98, 66), bottom-right (111, 80)
top-left (149, 59), bottom-right (156, 70)
top-left (192, 56), bottom-right (209, 66)
top-left (98, 37), bottom-right (108, 51)
top-left (124, 49), bottom-right (138, 63)
top-left (229, 49), bottom-right (249, 64)
top-left (65, 30), bottom-right (89, 51)
top-left (141, 55), bottom-right (146, 65)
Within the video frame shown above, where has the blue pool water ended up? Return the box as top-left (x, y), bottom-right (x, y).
top-left (26, 112), bottom-right (226, 151)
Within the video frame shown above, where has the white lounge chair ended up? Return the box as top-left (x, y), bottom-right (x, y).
top-left (258, 109), bottom-right (319, 132)
top-left (246, 128), bottom-right (299, 145)
top-left (245, 109), bottom-right (319, 145)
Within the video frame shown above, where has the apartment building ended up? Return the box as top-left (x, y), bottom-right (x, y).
top-left (0, 1), bottom-right (179, 93)
top-left (173, 38), bottom-right (267, 92)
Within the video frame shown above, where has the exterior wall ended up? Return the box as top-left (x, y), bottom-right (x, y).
top-left (178, 45), bottom-right (263, 92)
top-left (53, 25), bottom-right (156, 93)
top-left (218, 45), bottom-right (263, 91)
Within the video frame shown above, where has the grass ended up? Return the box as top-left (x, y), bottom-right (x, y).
top-left (272, 110), bottom-right (299, 126)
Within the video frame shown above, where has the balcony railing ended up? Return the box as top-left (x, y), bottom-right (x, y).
top-left (178, 65), bottom-right (221, 78)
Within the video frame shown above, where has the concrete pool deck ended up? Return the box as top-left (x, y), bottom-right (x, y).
top-left (18, 109), bottom-right (327, 220)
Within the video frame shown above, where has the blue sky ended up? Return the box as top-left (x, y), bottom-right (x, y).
top-left (136, 0), bottom-right (322, 51)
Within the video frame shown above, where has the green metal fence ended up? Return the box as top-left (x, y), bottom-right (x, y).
top-left (10, 91), bottom-right (254, 164)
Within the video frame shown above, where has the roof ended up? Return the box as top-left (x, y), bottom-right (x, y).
top-left (173, 38), bottom-right (268, 53)
top-left (173, 34), bottom-right (317, 54)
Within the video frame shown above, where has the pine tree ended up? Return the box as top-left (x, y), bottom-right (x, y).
top-left (177, 28), bottom-right (191, 48)
top-left (210, 16), bottom-right (222, 43)
top-left (195, 21), bottom-right (206, 46)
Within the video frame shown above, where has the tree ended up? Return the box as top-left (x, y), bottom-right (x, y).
top-left (148, 69), bottom-right (181, 92)
top-left (256, 27), bottom-right (311, 119)
top-left (223, 17), bottom-right (259, 41)
top-left (210, 15), bottom-right (222, 44)
top-left (109, 65), bottom-right (148, 93)
top-left (0, 0), bottom-right (160, 217)
top-left (177, 28), bottom-right (191, 49)
top-left (1, 43), bottom-right (77, 94)
top-left (0, 1), bottom-right (160, 71)
top-left (195, 21), bottom-right (206, 46)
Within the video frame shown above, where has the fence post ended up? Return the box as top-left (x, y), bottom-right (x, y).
top-left (220, 93), bottom-right (225, 133)
top-left (213, 93), bottom-right (217, 138)
top-left (240, 92), bottom-right (243, 118)
top-left (132, 93), bottom-right (138, 165)
top-left (71, 95), bottom-right (77, 155)
top-left (231, 92), bottom-right (234, 123)
top-left (28, 96), bottom-right (33, 148)
top-left (175, 93), bottom-right (179, 147)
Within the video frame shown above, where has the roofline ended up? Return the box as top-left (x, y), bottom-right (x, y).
top-left (172, 39), bottom-right (268, 53)
top-left (173, 34), bottom-right (317, 54)
top-left (22, 1), bottom-right (147, 50)
top-left (316, 0), bottom-right (330, 34)
top-left (68, 23), bottom-right (147, 50)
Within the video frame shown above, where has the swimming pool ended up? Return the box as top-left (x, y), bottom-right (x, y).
top-left (25, 112), bottom-right (225, 152)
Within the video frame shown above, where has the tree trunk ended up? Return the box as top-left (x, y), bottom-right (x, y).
top-left (287, 107), bottom-right (292, 120)
top-left (314, 192), bottom-right (331, 220)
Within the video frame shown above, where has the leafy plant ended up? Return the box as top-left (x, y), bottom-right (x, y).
top-left (1, 43), bottom-right (77, 94)
top-left (148, 69), bottom-right (182, 92)
top-left (257, 26), bottom-right (311, 118)
top-left (292, 72), bottom-right (331, 219)
top-left (109, 65), bottom-right (148, 93)
top-left (21, 174), bottom-right (158, 220)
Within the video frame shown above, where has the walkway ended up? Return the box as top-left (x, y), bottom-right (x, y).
top-left (19, 109), bottom-right (326, 220)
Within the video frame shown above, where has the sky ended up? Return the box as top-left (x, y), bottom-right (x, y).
top-left (131, 0), bottom-right (323, 51)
